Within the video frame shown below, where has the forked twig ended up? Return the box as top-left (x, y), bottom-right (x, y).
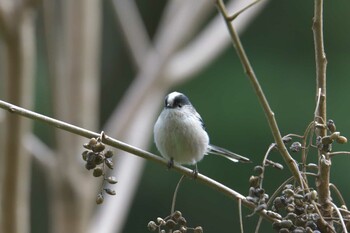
top-left (216, 0), bottom-right (303, 187)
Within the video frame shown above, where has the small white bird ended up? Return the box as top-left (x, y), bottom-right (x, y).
top-left (154, 91), bottom-right (250, 173)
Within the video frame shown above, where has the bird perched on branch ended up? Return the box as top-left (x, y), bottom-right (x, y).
top-left (154, 91), bottom-right (250, 174)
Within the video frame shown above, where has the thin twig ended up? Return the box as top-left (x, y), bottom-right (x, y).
top-left (238, 198), bottom-right (244, 233)
top-left (216, 0), bottom-right (303, 186)
top-left (330, 202), bottom-right (348, 233)
top-left (226, 0), bottom-right (260, 21)
top-left (171, 175), bottom-right (185, 214)
top-left (0, 99), bottom-right (277, 223)
top-left (259, 143), bottom-right (275, 189)
top-left (328, 151), bottom-right (350, 158)
top-left (329, 183), bottom-right (347, 207)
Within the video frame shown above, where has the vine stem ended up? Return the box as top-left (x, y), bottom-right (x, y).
top-left (0, 99), bottom-right (277, 223)
top-left (216, 0), bottom-right (303, 186)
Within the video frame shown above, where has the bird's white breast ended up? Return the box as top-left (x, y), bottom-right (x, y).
top-left (154, 107), bottom-right (209, 165)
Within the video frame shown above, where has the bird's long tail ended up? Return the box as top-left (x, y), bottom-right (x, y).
top-left (208, 144), bottom-right (251, 163)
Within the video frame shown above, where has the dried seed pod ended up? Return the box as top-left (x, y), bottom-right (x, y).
top-left (87, 152), bottom-right (96, 162)
top-left (165, 219), bottom-right (176, 229)
top-left (306, 204), bottom-right (315, 213)
top-left (293, 227), bottom-right (305, 233)
top-left (273, 197), bottom-right (286, 211)
top-left (285, 213), bottom-right (297, 222)
top-left (305, 163), bottom-right (318, 170)
top-left (92, 142), bottom-right (105, 153)
top-left (193, 226), bottom-right (203, 233)
top-left (305, 227), bottom-right (313, 233)
top-left (255, 187), bottom-right (265, 196)
top-left (283, 189), bottom-right (295, 197)
top-left (172, 210), bottom-right (182, 221)
top-left (294, 198), bottom-right (304, 207)
top-left (255, 203), bottom-right (267, 212)
top-left (104, 188), bottom-right (116, 195)
top-left (249, 175), bottom-right (260, 188)
top-left (294, 194), bottom-right (304, 200)
top-left (286, 204), bottom-right (295, 213)
top-left (266, 210), bottom-right (282, 220)
top-left (88, 138), bottom-right (98, 147)
top-left (279, 228), bottom-right (289, 233)
top-left (178, 217), bottom-right (187, 226)
top-left (83, 143), bottom-right (91, 150)
top-left (336, 136), bottom-right (348, 144)
top-left (85, 162), bottom-right (96, 170)
top-left (246, 196), bottom-right (258, 203)
top-left (329, 131), bottom-right (340, 140)
top-left (253, 166), bottom-right (264, 175)
top-left (280, 220), bottom-right (293, 229)
top-left (309, 190), bottom-right (318, 201)
top-left (106, 176), bottom-right (118, 184)
top-left (295, 215), bottom-right (307, 227)
top-left (306, 221), bottom-right (317, 230)
top-left (327, 119), bottom-right (336, 133)
top-left (82, 151), bottom-right (89, 161)
top-left (290, 142), bottom-right (302, 152)
top-left (95, 153), bottom-right (104, 165)
top-left (147, 221), bottom-right (158, 232)
top-left (104, 150), bottom-right (114, 158)
top-left (294, 206), bottom-right (305, 215)
top-left (93, 168), bottom-right (103, 177)
top-left (157, 217), bottom-right (166, 226)
top-left (105, 159), bottom-right (114, 169)
top-left (282, 136), bottom-right (293, 144)
top-left (272, 222), bottom-right (282, 231)
top-left (96, 193), bottom-right (104, 204)
top-left (179, 226), bottom-right (187, 233)
top-left (321, 136), bottom-right (333, 145)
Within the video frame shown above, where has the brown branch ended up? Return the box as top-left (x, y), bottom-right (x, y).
top-left (0, 99), bottom-right (277, 223)
top-left (312, 0), bottom-right (332, 229)
top-left (216, 0), bottom-right (304, 186)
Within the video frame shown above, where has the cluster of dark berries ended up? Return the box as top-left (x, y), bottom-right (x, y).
top-left (317, 119), bottom-right (347, 153)
top-left (147, 210), bottom-right (203, 233)
top-left (289, 119), bottom-right (347, 155)
top-left (271, 184), bottom-right (321, 233)
top-left (246, 166), bottom-right (269, 213)
top-left (82, 133), bottom-right (118, 204)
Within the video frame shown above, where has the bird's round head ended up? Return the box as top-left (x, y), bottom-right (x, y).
top-left (164, 92), bottom-right (191, 109)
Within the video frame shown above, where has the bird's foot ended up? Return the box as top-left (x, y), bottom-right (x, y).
top-left (167, 158), bottom-right (174, 169)
top-left (192, 164), bottom-right (199, 179)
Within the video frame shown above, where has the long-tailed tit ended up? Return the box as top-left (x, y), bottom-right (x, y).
top-left (154, 91), bottom-right (250, 172)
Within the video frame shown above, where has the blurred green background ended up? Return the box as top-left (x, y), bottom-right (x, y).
top-left (31, 0), bottom-right (350, 232)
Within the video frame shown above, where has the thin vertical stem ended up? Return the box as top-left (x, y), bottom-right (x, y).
top-left (313, 0), bottom-right (332, 231)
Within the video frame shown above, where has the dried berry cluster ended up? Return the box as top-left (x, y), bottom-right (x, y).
top-left (315, 119), bottom-right (347, 154)
top-left (147, 210), bottom-right (203, 233)
top-left (246, 171), bottom-right (269, 213)
top-left (82, 136), bottom-right (118, 204)
top-left (271, 185), bottom-right (321, 233)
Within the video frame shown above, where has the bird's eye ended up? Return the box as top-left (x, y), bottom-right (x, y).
top-left (178, 104), bottom-right (182, 108)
